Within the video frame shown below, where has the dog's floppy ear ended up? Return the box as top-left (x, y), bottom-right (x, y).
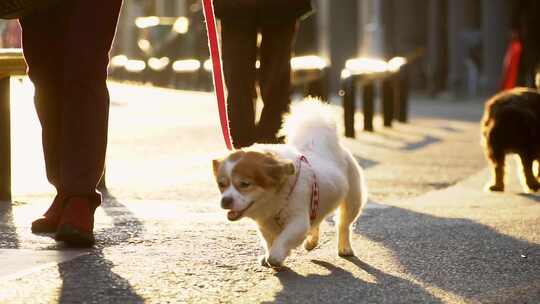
top-left (265, 160), bottom-right (296, 185)
top-left (262, 152), bottom-right (295, 176)
top-left (212, 159), bottom-right (222, 177)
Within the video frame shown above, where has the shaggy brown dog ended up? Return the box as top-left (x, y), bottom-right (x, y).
top-left (481, 88), bottom-right (540, 192)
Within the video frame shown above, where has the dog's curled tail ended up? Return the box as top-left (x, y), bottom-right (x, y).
top-left (281, 97), bottom-right (340, 153)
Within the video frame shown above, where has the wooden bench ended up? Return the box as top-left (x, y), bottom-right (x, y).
top-left (0, 48), bottom-right (26, 202)
top-left (341, 57), bottom-right (409, 137)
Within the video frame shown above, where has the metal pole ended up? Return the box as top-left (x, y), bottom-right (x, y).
top-left (447, 0), bottom-right (466, 94)
top-left (427, 0), bottom-right (445, 95)
top-left (175, 0), bottom-right (186, 16)
top-left (328, 0), bottom-right (358, 97)
top-left (480, 0), bottom-right (508, 94)
top-left (359, 0), bottom-right (385, 57)
top-left (316, 0), bottom-right (331, 61)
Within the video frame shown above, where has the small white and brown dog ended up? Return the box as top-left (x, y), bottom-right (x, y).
top-left (212, 99), bottom-right (367, 268)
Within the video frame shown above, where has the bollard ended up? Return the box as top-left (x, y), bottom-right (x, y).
top-left (342, 76), bottom-right (356, 138)
top-left (397, 65), bottom-right (409, 122)
top-left (381, 77), bottom-right (394, 127)
top-left (362, 82), bottom-right (375, 132)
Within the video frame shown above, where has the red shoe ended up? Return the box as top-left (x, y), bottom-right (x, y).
top-left (31, 195), bottom-right (63, 233)
top-left (55, 197), bottom-right (97, 247)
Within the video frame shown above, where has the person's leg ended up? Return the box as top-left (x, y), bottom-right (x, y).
top-left (20, 6), bottom-right (68, 233)
top-left (257, 21), bottom-right (297, 143)
top-left (57, 0), bottom-right (121, 198)
top-left (20, 7), bottom-right (68, 190)
top-left (52, 0), bottom-right (122, 246)
top-left (221, 20), bottom-right (258, 148)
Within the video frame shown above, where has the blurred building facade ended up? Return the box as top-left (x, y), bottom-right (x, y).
top-left (315, 0), bottom-right (510, 97)
top-left (109, 0), bottom-right (511, 97)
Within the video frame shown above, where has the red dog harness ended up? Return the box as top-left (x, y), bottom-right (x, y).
top-left (287, 155), bottom-right (320, 222)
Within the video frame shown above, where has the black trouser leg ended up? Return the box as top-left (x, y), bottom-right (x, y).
top-left (257, 21), bottom-right (297, 142)
top-left (221, 20), bottom-right (258, 148)
top-left (21, 0), bottom-right (122, 201)
top-left (21, 6), bottom-right (67, 191)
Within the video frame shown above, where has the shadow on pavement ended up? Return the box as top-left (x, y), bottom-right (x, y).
top-left (0, 202), bottom-right (19, 249)
top-left (57, 191), bottom-right (145, 303)
top-left (355, 133), bottom-right (442, 152)
top-left (518, 193), bottom-right (540, 203)
top-left (402, 135), bottom-right (440, 151)
top-left (354, 156), bottom-right (378, 170)
top-left (409, 100), bottom-right (484, 123)
top-left (264, 259), bottom-right (442, 303)
top-left (355, 205), bottom-right (540, 302)
top-left (437, 126), bottom-right (461, 133)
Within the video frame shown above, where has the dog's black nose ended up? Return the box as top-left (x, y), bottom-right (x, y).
top-left (221, 196), bottom-right (233, 209)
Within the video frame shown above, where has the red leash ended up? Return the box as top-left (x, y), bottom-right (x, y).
top-left (202, 0), bottom-right (233, 150)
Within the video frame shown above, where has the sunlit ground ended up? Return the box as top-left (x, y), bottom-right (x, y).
top-left (10, 78), bottom-right (490, 202)
top-left (10, 78), bottom-right (227, 200)
top-left (8, 78), bottom-right (231, 251)
top-left (8, 76), bottom-right (480, 228)
top-left (10, 77), bottom-right (51, 196)
top-left (5, 78), bottom-right (540, 304)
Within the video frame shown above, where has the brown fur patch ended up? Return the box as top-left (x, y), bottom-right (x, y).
top-left (213, 151), bottom-right (245, 178)
top-left (227, 151), bottom-right (245, 162)
top-left (481, 88), bottom-right (540, 191)
top-left (212, 159), bottom-right (221, 178)
top-left (481, 88), bottom-right (540, 162)
top-left (231, 151), bottom-right (295, 190)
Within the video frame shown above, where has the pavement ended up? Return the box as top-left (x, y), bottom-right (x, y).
top-left (0, 79), bottom-right (539, 303)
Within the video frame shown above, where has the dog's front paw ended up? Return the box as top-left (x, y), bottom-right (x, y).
top-left (260, 257), bottom-right (284, 269)
top-left (487, 183), bottom-right (504, 192)
top-left (265, 256), bottom-right (284, 269)
top-left (259, 255), bottom-right (284, 269)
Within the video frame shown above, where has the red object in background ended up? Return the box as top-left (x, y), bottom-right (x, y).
top-left (500, 38), bottom-right (522, 90)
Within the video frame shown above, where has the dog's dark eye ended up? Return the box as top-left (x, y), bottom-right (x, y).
top-left (218, 181), bottom-right (227, 188)
top-left (238, 181), bottom-right (251, 189)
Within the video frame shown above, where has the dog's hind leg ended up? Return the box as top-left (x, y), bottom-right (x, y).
top-left (337, 196), bottom-right (361, 257)
top-left (304, 225), bottom-right (320, 251)
top-left (338, 157), bottom-right (367, 257)
top-left (487, 152), bottom-right (505, 192)
top-left (519, 153), bottom-right (540, 192)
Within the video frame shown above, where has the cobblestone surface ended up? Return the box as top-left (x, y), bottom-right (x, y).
top-left (1, 82), bottom-right (539, 303)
